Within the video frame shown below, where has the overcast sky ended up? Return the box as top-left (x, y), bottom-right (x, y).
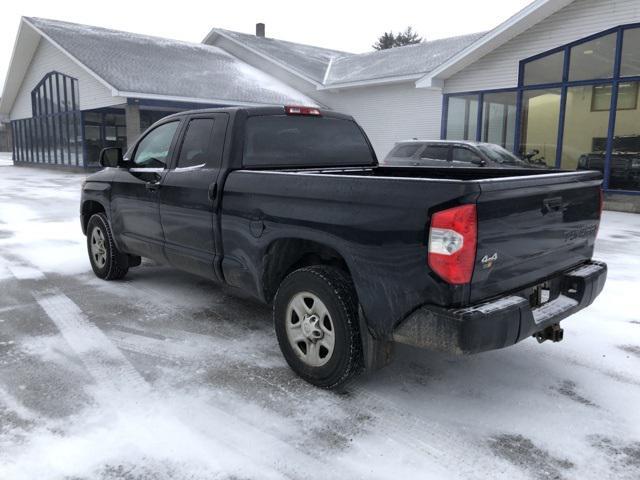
top-left (0, 0), bottom-right (533, 89)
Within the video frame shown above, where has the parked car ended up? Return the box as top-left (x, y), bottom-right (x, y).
top-left (81, 106), bottom-right (606, 388)
top-left (577, 151), bottom-right (640, 190)
top-left (383, 140), bottom-right (544, 168)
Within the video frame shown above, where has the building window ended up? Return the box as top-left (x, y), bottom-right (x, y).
top-left (568, 33), bottom-right (617, 82)
top-left (519, 89), bottom-right (561, 167)
top-left (13, 71), bottom-right (82, 166)
top-left (83, 111), bottom-right (128, 167)
top-left (522, 50), bottom-right (564, 86)
top-left (445, 95), bottom-right (478, 141)
top-left (481, 91), bottom-right (517, 151)
top-left (562, 84), bottom-right (612, 172)
top-left (611, 81), bottom-right (640, 191)
top-left (620, 27), bottom-right (640, 78)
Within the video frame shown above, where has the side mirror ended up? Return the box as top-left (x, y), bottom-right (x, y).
top-left (99, 147), bottom-right (125, 168)
top-left (471, 158), bottom-right (486, 166)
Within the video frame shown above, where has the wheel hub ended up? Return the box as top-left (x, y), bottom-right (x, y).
top-left (301, 314), bottom-right (324, 341)
top-left (285, 291), bottom-right (335, 367)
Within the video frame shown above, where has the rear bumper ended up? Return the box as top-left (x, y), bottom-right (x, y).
top-left (393, 260), bottom-right (607, 354)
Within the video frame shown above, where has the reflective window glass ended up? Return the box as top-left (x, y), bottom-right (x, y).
top-left (481, 91), bottom-right (517, 151)
top-left (611, 81), bottom-right (640, 191)
top-left (519, 89), bottom-right (561, 167)
top-left (569, 33), bottom-right (616, 81)
top-left (621, 28), bottom-right (640, 77)
top-left (446, 95), bottom-right (478, 141)
top-left (562, 85), bottom-right (611, 172)
top-left (523, 50), bottom-right (564, 86)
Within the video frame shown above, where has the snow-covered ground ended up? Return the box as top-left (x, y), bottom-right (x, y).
top-left (0, 164), bottom-right (638, 480)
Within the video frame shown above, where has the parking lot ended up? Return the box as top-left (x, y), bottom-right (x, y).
top-left (0, 159), bottom-right (639, 480)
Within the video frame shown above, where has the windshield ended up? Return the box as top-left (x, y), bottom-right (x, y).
top-left (476, 144), bottom-right (530, 166)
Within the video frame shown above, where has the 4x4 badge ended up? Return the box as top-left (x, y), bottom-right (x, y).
top-left (481, 253), bottom-right (498, 269)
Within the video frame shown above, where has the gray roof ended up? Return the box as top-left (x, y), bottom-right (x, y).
top-left (325, 32), bottom-right (487, 85)
top-left (211, 28), bottom-right (349, 83)
top-left (210, 28), bottom-right (486, 87)
top-left (26, 17), bottom-right (318, 106)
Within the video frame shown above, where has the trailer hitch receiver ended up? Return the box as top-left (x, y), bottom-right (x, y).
top-left (534, 324), bottom-right (564, 344)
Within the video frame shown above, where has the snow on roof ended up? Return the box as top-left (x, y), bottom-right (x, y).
top-left (207, 28), bottom-right (350, 83)
top-left (324, 32), bottom-right (487, 86)
top-left (25, 17), bottom-right (318, 106)
top-left (206, 27), bottom-right (486, 88)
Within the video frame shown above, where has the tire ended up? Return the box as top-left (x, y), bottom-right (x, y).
top-left (273, 266), bottom-right (363, 389)
top-left (86, 213), bottom-right (129, 280)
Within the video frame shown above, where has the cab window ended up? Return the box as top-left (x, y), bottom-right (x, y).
top-left (132, 121), bottom-right (180, 168)
top-left (177, 118), bottom-right (216, 168)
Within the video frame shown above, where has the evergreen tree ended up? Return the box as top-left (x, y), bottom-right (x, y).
top-left (372, 31), bottom-right (396, 50)
top-left (372, 27), bottom-right (423, 50)
top-left (394, 26), bottom-right (422, 47)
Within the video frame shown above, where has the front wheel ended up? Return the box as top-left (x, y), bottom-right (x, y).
top-left (86, 213), bottom-right (129, 280)
top-left (273, 266), bottom-right (363, 389)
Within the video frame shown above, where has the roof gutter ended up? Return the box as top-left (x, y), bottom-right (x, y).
top-left (316, 72), bottom-right (426, 91)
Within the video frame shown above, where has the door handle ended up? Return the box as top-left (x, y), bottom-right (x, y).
top-left (208, 183), bottom-right (218, 201)
top-left (145, 181), bottom-right (160, 192)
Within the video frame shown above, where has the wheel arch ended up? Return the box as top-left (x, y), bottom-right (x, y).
top-left (261, 237), bottom-right (354, 304)
top-left (81, 200), bottom-right (107, 235)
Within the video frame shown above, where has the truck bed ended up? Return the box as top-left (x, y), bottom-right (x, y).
top-left (221, 165), bottom-right (602, 338)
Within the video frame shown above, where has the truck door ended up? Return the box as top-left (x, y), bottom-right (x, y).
top-left (110, 119), bottom-right (182, 262)
top-left (159, 113), bottom-right (229, 280)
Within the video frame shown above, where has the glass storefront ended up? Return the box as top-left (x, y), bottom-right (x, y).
top-left (444, 23), bottom-right (640, 193)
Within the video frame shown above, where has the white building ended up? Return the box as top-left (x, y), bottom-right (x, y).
top-left (1, 0), bottom-right (639, 207)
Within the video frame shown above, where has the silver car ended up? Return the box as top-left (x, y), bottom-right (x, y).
top-left (382, 140), bottom-right (540, 168)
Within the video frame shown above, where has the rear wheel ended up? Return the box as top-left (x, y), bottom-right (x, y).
top-left (273, 266), bottom-right (363, 389)
top-left (86, 213), bottom-right (129, 280)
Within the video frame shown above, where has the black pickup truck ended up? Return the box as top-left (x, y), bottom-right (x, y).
top-left (81, 106), bottom-right (607, 388)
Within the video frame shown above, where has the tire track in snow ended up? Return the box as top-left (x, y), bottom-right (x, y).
top-left (33, 290), bottom-right (354, 479)
top-left (34, 291), bottom-right (148, 396)
top-left (107, 325), bottom-right (518, 479)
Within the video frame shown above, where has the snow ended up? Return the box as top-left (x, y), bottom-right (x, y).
top-left (0, 164), bottom-right (639, 480)
top-left (27, 17), bottom-right (319, 107)
top-left (325, 32), bottom-right (486, 85)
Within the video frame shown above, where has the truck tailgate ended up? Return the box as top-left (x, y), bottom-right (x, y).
top-left (470, 171), bottom-right (602, 303)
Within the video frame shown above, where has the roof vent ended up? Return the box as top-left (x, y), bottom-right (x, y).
top-left (256, 23), bottom-right (265, 38)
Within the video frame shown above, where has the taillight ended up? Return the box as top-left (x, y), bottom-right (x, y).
top-left (428, 204), bottom-right (477, 284)
top-left (285, 105), bottom-right (321, 116)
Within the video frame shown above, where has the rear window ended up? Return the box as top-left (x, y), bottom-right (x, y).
top-left (243, 115), bottom-right (374, 167)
